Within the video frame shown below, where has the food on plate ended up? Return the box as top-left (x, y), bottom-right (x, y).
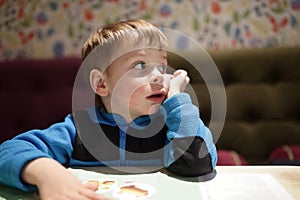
top-left (113, 183), bottom-right (155, 199)
top-left (83, 178), bottom-right (118, 193)
top-left (118, 184), bottom-right (148, 197)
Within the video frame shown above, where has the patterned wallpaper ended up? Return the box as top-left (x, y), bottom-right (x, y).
top-left (0, 0), bottom-right (300, 60)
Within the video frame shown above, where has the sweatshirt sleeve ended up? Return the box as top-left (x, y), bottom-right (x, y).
top-left (162, 93), bottom-right (217, 176)
top-left (0, 114), bottom-right (76, 191)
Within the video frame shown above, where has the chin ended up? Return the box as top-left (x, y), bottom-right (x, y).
top-left (148, 104), bottom-right (161, 115)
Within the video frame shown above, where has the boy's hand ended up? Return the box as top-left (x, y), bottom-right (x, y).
top-left (38, 172), bottom-right (108, 200)
top-left (22, 158), bottom-right (109, 200)
top-left (167, 69), bottom-right (190, 98)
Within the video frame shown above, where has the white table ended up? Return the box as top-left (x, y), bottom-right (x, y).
top-left (0, 165), bottom-right (299, 200)
top-left (214, 166), bottom-right (300, 199)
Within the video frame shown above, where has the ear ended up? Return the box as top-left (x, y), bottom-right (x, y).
top-left (89, 69), bottom-right (109, 96)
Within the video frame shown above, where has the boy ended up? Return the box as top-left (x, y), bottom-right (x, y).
top-left (0, 19), bottom-right (217, 200)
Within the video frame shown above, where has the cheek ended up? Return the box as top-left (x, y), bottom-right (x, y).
top-left (128, 84), bottom-right (148, 104)
top-left (123, 77), bottom-right (148, 95)
top-left (112, 78), bottom-right (148, 102)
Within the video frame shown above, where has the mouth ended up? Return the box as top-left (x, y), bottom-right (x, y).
top-left (146, 91), bottom-right (167, 103)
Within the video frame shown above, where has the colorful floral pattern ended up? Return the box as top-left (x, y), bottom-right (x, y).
top-left (0, 0), bottom-right (299, 60)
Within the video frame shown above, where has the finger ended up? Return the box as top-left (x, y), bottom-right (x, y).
top-left (173, 70), bottom-right (181, 77)
top-left (186, 76), bottom-right (190, 84)
top-left (83, 182), bottom-right (99, 191)
top-left (173, 69), bottom-right (187, 77)
top-left (163, 74), bottom-right (172, 88)
top-left (79, 188), bottom-right (109, 200)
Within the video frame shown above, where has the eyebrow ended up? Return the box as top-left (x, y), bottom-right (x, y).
top-left (124, 51), bottom-right (146, 66)
top-left (125, 48), bottom-right (167, 63)
top-left (126, 50), bottom-right (146, 60)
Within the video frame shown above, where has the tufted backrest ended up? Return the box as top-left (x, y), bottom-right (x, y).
top-left (0, 57), bottom-right (81, 143)
top-left (168, 47), bottom-right (300, 164)
top-left (0, 48), bottom-right (299, 165)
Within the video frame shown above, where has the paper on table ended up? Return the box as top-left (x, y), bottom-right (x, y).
top-left (200, 173), bottom-right (294, 200)
top-left (69, 168), bottom-right (205, 200)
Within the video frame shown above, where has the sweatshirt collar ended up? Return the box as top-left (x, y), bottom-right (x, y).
top-left (86, 107), bottom-right (157, 128)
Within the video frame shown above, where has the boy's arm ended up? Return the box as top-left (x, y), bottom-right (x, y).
top-left (163, 93), bottom-right (217, 176)
top-left (0, 115), bottom-right (76, 191)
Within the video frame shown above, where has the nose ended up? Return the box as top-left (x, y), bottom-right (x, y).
top-left (149, 65), bottom-right (170, 89)
top-left (150, 74), bottom-right (164, 85)
top-left (150, 66), bottom-right (164, 85)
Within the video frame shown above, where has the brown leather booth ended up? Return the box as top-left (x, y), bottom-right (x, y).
top-left (169, 47), bottom-right (300, 164)
top-left (0, 47), bottom-right (299, 165)
top-left (0, 57), bottom-right (81, 143)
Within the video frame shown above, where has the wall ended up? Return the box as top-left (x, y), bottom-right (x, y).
top-left (0, 0), bottom-right (300, 60)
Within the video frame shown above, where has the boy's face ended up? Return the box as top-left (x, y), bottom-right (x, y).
top-left (100, 48), bottom-right (169, 122)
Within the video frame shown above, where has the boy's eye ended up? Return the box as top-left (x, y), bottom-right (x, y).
top-left (132, 62), bottom-right (167, 73)
top-left (133, 62), bottom-right (146, 70)
top-left (158, 64), bottom-right (167, 73)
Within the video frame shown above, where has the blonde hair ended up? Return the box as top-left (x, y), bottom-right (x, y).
top-left (81, 19), bottom-right (167, 61)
